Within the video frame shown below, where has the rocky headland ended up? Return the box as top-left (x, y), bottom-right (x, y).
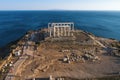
top-left (0, 28), bottom-right (120, 80)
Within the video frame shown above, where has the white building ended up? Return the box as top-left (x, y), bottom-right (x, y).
top-left (48, 22), bottom-right (74, 37)
top-left (14, 50), bottom-right (21, 57)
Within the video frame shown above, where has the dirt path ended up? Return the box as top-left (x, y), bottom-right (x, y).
top-left (88, 35), bottom-right (106, 48)
top-left (5, 45), bottom-right (30, 80)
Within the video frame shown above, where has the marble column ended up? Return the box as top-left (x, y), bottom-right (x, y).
top-left (57, 27), bottom-right (59, 37)
top-left (64, 27), bottom-right (66, 36)
top-left (54, 26), bottom-right (56, 37)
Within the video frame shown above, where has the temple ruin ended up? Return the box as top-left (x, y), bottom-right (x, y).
top-left (48, 22), bottom-right (74, 37)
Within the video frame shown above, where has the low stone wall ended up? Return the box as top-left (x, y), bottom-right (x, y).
top-left (0, 53), bottom-right (12, 71)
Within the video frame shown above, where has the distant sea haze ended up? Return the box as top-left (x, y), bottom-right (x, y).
top-left (0, 11), bottom-right (120, 47)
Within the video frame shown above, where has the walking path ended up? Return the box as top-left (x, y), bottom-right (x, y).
top-left (88, 35), bottom-right (106, 48)
top-left (5, 46), bottom-right (29, 80)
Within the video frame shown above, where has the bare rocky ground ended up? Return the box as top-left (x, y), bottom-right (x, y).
top-left (10, 29), bottom-right (120, 80)
top-left (16, 50), bottom-right (120, 80)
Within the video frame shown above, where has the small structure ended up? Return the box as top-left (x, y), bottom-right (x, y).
top-left (14, 50), bottom-right (21, 57)
top-left (48, 22), bottom-right (74, 37)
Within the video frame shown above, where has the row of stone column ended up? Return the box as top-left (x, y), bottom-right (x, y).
top-left (54, 27), bottom-right (71, 37)
top-left (48, 23), bottom-right (74, 37)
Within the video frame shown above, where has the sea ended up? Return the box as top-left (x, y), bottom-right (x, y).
top-left (0, 11), bottom-right (120, 47)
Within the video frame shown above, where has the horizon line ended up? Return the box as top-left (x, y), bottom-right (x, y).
top-left (0, 9), bottom-right (120, 11)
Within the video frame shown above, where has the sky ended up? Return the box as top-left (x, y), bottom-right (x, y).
top-left (0, 0), bottom-right (120, 10)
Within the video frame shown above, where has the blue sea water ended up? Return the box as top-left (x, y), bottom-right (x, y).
top-left (0, 11), bottom-right (120, 47)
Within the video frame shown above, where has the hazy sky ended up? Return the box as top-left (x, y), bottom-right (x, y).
top-left (0, 0), bottom-right (120, 10)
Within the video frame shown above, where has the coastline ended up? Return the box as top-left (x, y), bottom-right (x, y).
top-left (0, 28), bottom-right (120, 60)
top-left (0, 33), bottom-right (26, 59)
top-left (0, 28), bottom-right (120, 80)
